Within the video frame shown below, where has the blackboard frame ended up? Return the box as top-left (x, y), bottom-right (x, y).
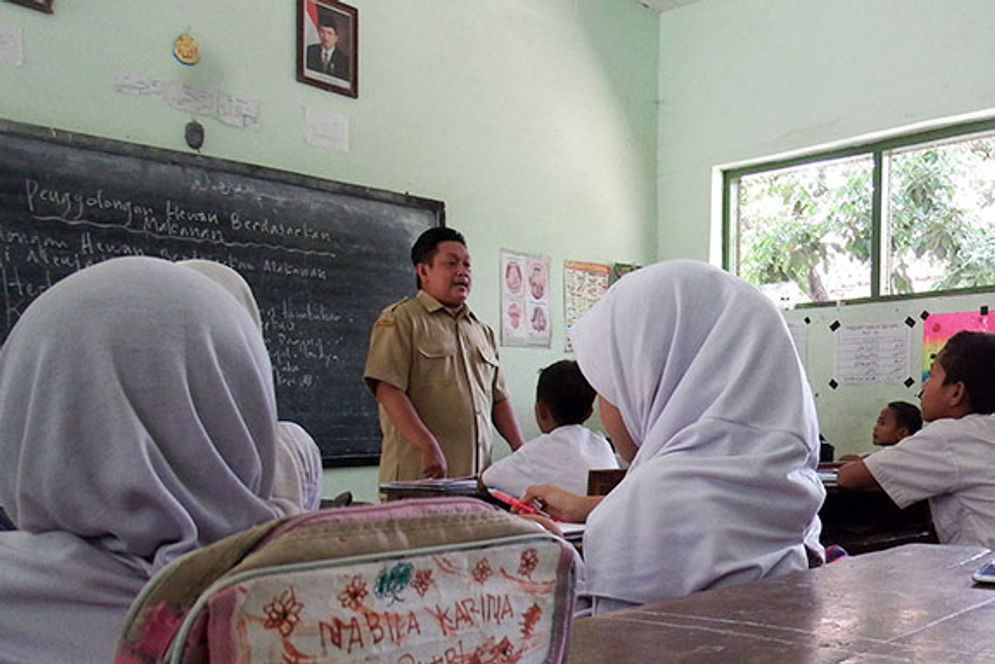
top-left (0, 119), bottom-right (444, 467)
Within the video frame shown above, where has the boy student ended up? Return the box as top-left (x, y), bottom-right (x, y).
top-left (838, 401), bottom-right (922, 461)
top-left (364, 227), bottom-right (524, 483)
top-left (481, 360), bottom-right (619, 497)
top-left (838, 331), bottom-right (995, 548)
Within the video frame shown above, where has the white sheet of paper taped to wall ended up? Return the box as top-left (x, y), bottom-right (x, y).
top-left (304, 107), bottom-right (349, 152)
top-left (834, 322), bottom-right (910, 385)
top-left (0, 26), bottom-right (24, 67)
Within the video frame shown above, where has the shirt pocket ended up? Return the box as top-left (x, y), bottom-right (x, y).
top-left (414, 341), bottom-right (458, 388)
top-left (474, 342), bottom-right (499, 388)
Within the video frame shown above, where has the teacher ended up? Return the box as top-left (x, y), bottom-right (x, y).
top-left (364, 227), bottom-right (524, 481)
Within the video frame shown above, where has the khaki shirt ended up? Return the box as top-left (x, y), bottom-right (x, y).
top-left (363, 290), bottom-right (509, 482)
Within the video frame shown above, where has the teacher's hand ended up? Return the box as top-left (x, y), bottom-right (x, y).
top-left (420, 443), bottom-right (447, 479)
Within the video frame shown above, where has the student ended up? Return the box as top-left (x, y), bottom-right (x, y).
top-left (873, 401), bottom-right (923, 446)
top-left (0, 257), bottom-right (289, 664)
top-left (481, 359), bottom-right (619, 497)
top-left (838, 331), bottom-right (995, 548)
top-left (179, 259), bottom-right (324, 512)
top-left (520, 260), bottom-right (825, 614)
top-left (838, 400), bottom-right (923, 462)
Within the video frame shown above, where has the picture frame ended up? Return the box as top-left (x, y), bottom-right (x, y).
top-left (297, 0), bottom-right (358, 98)
top-left (5, 0), bottom-right (53, 14)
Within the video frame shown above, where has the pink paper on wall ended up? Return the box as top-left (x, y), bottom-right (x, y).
top-left (921, 311), bottom-right (995, 380)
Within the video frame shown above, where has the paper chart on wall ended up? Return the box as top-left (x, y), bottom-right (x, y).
top-left (834, 322), bottom-right (910, 385)
top-left (500, 250), bottom-right (550, 347)
top-left (563, 260), bottom-right (610, 352)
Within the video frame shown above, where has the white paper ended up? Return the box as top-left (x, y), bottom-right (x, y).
top-left (113, 72), bottom-right (261, 131)
top-left (834, 322), bottom-right (910, 385)
top-left (304, 107), bottom-right (349, 152)
top-left (0, 26), bottom-right (24, 67)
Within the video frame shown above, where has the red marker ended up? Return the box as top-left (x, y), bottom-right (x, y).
top-left (489, 488), bottom-right (542, 515)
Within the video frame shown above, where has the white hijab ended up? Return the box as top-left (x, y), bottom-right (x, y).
top-left (0, 257), bottom-right (284, 664)
top-left (179, 259), bottom-right (324, 511)
top-left (571, 260), bottom-right (825, 610)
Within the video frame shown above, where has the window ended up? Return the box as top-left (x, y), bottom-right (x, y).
top-left (724, 119), bottom-right (995, 305)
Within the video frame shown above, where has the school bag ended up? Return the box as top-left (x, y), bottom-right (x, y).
top-left (114, 496), bottom-right (578, 664)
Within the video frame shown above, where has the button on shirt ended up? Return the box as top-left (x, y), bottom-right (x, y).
top-left (364, 290), bottom-right (508, 482)
top-left (864, 414), bottom-right (995, 548)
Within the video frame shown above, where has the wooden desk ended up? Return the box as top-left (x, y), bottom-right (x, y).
top-left (819, 464), bottom-right (936, 553)
top-left (568, 544), bottom-right (995, 663)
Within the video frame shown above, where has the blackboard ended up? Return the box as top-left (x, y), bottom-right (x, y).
top-left (0, 120), bottom-right (443, 466)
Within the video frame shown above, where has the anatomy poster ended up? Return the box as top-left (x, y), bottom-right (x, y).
top-left (563, 260), bottom-right (610, 352)
top-left (501, 250), bottom-right (550, 347)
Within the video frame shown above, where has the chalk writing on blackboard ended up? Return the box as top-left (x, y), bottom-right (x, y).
top-left (0, 120), bottom-right (442, 465)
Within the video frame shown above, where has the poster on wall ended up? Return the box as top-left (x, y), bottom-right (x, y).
top-left (922, 310), bottom-right (995, 380)
top-left (500, 250), bottom-right (551, 347)
top-left (833, 322), bottom-right (910, 385)
top-left (563, 260), bottom-right (610, 352)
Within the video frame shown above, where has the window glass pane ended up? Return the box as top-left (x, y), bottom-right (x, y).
top-left (886, 132), bottom-right (995, 294)
top-left (735, 155), bottom-right (873, 305)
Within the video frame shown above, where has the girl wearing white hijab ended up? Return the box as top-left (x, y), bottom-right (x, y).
top-left (0, 257), bottom-right (288, 664)
top-left (178, 259), bottom-right (325, 512)
top-left (522, 260), bottom-right (825, 614)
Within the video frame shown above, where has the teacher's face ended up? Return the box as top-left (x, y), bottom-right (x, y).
top-left (417, 241), bottom-right (471, 309)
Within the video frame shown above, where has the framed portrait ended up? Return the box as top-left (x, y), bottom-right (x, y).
top-left (5, 0), bottom-right (53, 13)
top-left (297, 0), bottom-right (358, 98)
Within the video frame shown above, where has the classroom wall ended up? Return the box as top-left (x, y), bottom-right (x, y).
top-left (0, 1), bottom-right (659, 502)
top-left (784, 294), bottom-right (995, 457)
top-left (656, 0), bottom-right (995, 262)
top-left (656, 0), bottom-right (995, 451)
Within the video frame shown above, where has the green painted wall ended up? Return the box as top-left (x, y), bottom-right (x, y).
top-left (657, 0), bottom-right (995, 263)
top-left (657, 0), bottom-right (995, 453)
top-left (0, 0), bottom-right (659, 502)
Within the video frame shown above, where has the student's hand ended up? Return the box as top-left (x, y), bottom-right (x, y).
top-left (519, 484), bottom-right (601, 523)
top-left (420, 444), bottom-right (448, 479)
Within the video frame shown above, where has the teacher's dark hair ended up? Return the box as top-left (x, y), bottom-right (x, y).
top-left (410, 227), bottom-right (466, 289)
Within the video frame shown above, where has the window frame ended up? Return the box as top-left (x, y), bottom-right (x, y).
top-left (722, 117), bottom-right (995, 305)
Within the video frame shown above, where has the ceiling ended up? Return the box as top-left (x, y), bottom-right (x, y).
top-left (638, 0), bottom-right (705, 12)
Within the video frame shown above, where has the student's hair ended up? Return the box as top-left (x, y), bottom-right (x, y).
top-left (887, 400), bottom-right (922, 435)
top-left (937, 330), bottom-right (995, 414)
top-left (410, 227), bottom-right (466, 289)
top-left (536, 359), bottom-right (596, 426)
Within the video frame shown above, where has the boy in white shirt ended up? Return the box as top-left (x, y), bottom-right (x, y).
top-left (838, 331), bottom-right (995, 548)
top-left (481, 360), bottom-right (618, 497)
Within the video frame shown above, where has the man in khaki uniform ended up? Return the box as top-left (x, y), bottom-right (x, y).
top-left (364, 227), bottom-right (524, 482)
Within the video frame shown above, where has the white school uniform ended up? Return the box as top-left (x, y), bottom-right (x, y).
top-left (0, 257), bottom-right (286, 664)
top-left (864, 414), bottom-right (995, 548)
top-left (570, 260), bottom-right (825, 614)
top-left (481, 424), bottom-right (619, 497)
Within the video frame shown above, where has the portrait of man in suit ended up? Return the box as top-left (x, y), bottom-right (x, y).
top-left (306, 8), bottom-right (350, 80)
top-left (298, 0), bottom-right (358, 97)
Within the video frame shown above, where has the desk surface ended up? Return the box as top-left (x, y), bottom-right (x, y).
top-left (568, 544), bottom-right (995, 663)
